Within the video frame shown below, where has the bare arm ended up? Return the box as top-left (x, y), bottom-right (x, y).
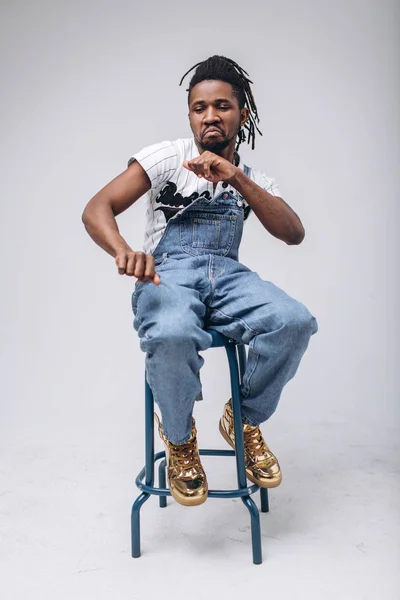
top-left (183, 152), bottom-right (305, 245)
top-left (82, 160), bottom-right (160, 284)
top-left (228, 169), bottom-right (305, 245)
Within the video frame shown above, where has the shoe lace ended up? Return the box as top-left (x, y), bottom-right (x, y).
top-left (169, 438), bottom-right (201, 470)
top-left (244, 427), bottom-right (276, 468)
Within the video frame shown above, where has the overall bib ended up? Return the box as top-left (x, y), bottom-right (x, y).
top-left (132, 170), bottom-right (318, 444)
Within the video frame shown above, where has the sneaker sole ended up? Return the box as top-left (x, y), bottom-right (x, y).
top-left (218, 419), bottom-right (282, 489)
top-left (169, 487), bottom-right (208, 507)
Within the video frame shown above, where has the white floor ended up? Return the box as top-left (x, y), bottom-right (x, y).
top-left (1, 396), bottom-right (399, 600)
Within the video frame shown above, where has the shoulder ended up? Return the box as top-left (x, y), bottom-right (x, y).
top-left (127, 140), bottom-right (176, 169)
top-left (127, 138), bottom-right (195, 168)
top-left (127, 138), bottom-right (198, 191)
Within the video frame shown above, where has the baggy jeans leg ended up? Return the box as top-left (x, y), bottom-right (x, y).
top-left (208, 265), bottom-right (318, 425)
top-left (132, 272), bottom-right (212, 444)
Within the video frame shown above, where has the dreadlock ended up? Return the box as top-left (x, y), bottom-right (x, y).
top-left (179, 55), bottom-right (262, 150)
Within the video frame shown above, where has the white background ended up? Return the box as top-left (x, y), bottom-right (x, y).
top-left (1, 1), bottom-right (399, 598)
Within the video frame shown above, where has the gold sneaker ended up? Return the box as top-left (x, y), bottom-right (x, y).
top-left (155, 413), bottom-right (208, 507)
top-left (219, 399), bottom-right (282, 488)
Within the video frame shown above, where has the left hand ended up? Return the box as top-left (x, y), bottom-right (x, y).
top-left (183, 152), bottom-right (238, 184)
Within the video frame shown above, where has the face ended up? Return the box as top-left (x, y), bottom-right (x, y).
top-left (188, 80), bottom-right (248, 154)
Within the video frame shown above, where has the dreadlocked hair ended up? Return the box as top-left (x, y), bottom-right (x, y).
top-left (179, 55), bottom-right (262, 150)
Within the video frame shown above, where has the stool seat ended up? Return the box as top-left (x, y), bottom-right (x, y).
top-left (131, 330), bottom-right (270, 565)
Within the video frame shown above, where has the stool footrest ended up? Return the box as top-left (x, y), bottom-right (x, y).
top-left (135, 449), bottom-right (260, 498)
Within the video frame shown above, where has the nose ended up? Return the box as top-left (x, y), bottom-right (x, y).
top-left (203, 106), bottom-right (220, 124)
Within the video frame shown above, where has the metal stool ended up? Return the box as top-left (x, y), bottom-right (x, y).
top-left (131, 329), bottom-right (270, 565)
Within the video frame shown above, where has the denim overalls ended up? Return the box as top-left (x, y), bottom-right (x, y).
top-left (132, 169), bottom-right (318, 444)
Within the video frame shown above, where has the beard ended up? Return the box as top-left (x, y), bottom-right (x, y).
top-left (198, 136), bottom-right (231, 153)
top-left (198, 126), bottom-right (239, 154)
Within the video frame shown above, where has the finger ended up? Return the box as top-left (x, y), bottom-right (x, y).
top-left (183, 160), bottom-right (197, 172)
top-left (144, 255), bottom-right (156, 281)
top-left (125, 254), bottom-right (136, 276)
top-left (133, 253), bottom-right (146, 278)
top-left (116, 254), bottom-right (127, 275)
top-left (192, 162), bottom-right (205, 177)
top-left (204, 159), bottom-right (213, 179)
top-left (153, 273), bottom-right (161, 286)
top-left (188, 159), bottom-right (205, 174)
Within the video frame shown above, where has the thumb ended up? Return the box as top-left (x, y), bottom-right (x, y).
top-left (153, 273), bottom-right (161, 286)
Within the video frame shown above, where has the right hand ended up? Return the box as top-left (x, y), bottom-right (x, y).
top-left (115, 250), bottom-right (161, 285)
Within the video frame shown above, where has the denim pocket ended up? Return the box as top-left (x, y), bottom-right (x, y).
top-left (193, 217), bottom-right (220, 249)
top-left (180, 212), bottom-right (237, 256)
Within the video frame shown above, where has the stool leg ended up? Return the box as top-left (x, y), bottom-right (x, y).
top-left (225, 345), bottom-right (247, 490)
top-left (260, 488), bottom-right (269, 513)
top-left (158, 459), bottom-right (167, 508)
top-left (131, 373), bottom-right (155, 558)
top-left (237, 344), bottom-right (247, 383)
top-left (226, 344), bottom-right (263, 564)
top-left (241, 496), bottom-right (262, 565)
top-left (131, 492), bottom-right (150, 557)
top-left (144, 376), bottom-right (155, 487)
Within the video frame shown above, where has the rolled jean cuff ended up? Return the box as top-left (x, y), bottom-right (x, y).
top-left (163, 429), bottom-right (192, 445)
top-left (241, 414), bottom-right (262, 427)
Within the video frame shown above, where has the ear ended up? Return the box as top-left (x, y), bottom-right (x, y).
top-left (240, 107), bottom-right (249, 126)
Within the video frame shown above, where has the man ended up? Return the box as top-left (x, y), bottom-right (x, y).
top-left (82, 55), bottom-right (318, 508)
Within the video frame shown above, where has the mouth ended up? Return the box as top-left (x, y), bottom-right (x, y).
top-left (203, 127), bottom-right (223, 138)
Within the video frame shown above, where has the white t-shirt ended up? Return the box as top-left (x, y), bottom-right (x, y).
top-left (128, 138), bottom-right (281, 255)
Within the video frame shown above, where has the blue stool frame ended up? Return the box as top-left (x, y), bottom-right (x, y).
top-left (131, 330), bottom-right (269, 565)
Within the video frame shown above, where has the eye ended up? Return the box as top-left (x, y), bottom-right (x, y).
top-left (193, 107), bottom-right (204, 113)
top-left (218, 105), bottom-right (230, 111)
